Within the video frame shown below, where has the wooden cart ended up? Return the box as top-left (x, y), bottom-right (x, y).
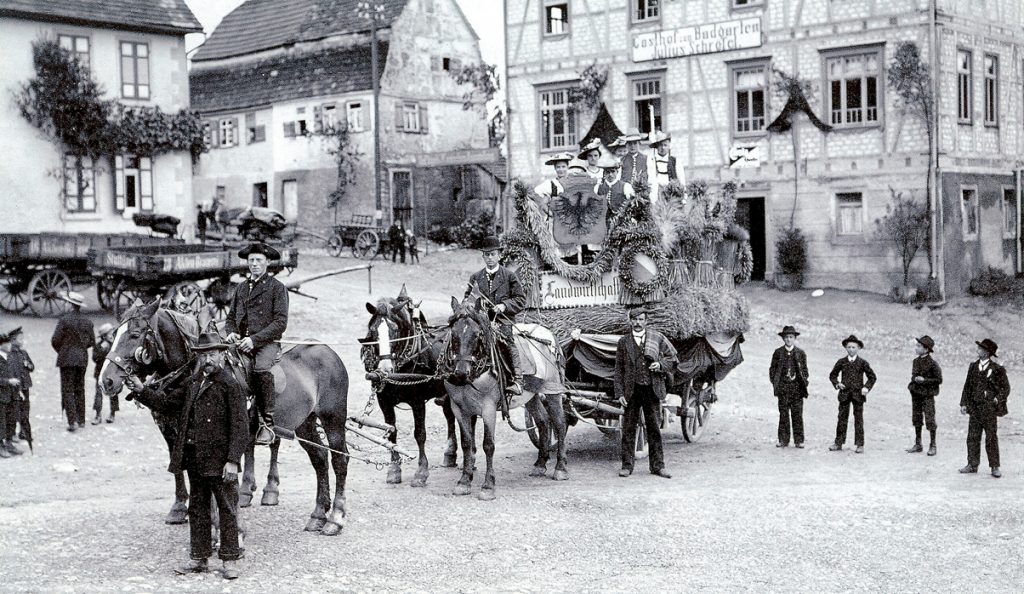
top-left (326, 214), bottom-right (393, 260)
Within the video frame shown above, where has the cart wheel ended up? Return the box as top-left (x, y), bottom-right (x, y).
top-left (524, 406), bottom-right (554, 450)
top-left (96, 278), bottom-right (118, 311)
top-left (164, 282), bottom-right (207, 317)
top-left (352, 230), bottom-right (380, 259)
top-left (28, 269), bottom-right (72, 317)
top-left (682, 381), bottom-right (715, 443)
top-left (0, 276), bottom-right (30, 313)
top-left (326, 233), bottom-right (344, 258)
top-left (205, 279), bottom-right (234, 323)
top-left (112, 281), bottom-right (143, 321)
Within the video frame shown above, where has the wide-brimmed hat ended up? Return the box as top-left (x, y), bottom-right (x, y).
top-left (620, 127), bottom-right (647, 142)
top-left (478, 236), bottom-right (501, 252)
top-left (567, 158), bottom-right (588, 171)
top-left (976, 338), bottom-right (999, 357)
top-left (97, 323), bottom-right (115, 337)
top-left (778, 325), bottom-right (800, 337)
top-left (238, 242), bottom-right (281, 260)
top-left (60, 291), bottom-right (86, 308)
top-left (544, 152), bottom-right (574, 166)
top-left (577, 139), bottom-right (602, 159)
top-left (596, 155), bottom-right (621, 170)
top-left (916, 335), bottom-right (935, 352)
top-left (648, 130), bottom-right (671, 146)
top-left (193, 332), bottom-right (231, 352)
top-left (842, 335), bottom-right (864, 349)
top-left (608, 137), bottom-right (626, 148)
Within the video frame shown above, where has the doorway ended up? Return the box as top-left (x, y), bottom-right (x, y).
top-left (252, 182), bottom-right (268, 208)
top-left (282, 180), bottom-right (298, 220)
top-left (736, 197), bottom-right (766, 281)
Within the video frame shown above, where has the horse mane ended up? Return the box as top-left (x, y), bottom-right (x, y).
top-left (162, 309), bottom-right (200, 346)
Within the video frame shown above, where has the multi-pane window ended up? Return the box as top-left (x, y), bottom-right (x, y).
top-left (984, 54), bottom-right (998, 125)
top-left (120, 41), bottom-right (150, 99)
top-left (957, 49), bottom-right (972, 123)
top-left (202, 122), bottom-right (213, 148)
top-left (58, 35), bottom-right (90, 66)
top-left (219, 118), bottom-right (236, 147)
top-left (63, 154), bottom-right (96, 213)
top-left (115, 155), bottom-right (153, 212)
top-left (403, 103), bottom-right (421, 132)
top-left (632, 76), bottom-right (663, 133)
top-left (733, 64), bottom-right (767, 136)
top-left (544, 1), bottom-right (569, 36)
top-left (1003, 188), bottom-right (1017, 238)
top-left (296, 107), bottom-right (309, 135)
top-left (961, 187), bottom-right (979, 238)
top-left (322, 104), bottom-right (338, 130)
top-left (347, 101), bottom-right (365, 132)
top-left (539, 87), bottom-right (577, 150)
top-left (633, 0), bottom-right (659, 23)
top-left (836, 193), bottom-right (863, 236)
top-left (826, 49), bottom-right (881, 127)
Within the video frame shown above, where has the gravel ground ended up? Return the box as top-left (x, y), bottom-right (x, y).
top-left (1, 250), bottom-right (1022, 593)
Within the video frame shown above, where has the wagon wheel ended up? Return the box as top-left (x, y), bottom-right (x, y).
top-left (205, 279), bottom-right (234, 323)
top-left (96, 278), bottom-right (119, 312)
top-left (0, 275), bottom-right (30, 313)
top-left (112, 281), bottom-right (143, 321)
top-left (28, 269), bottom-right (72, 317)
top-left (681, 380), bottom-right (715, 443)
top-left (524, 406), bottom-right (554, 451)
top-left (351, 230), bottom-right (380, 259)
top-left (326, 233), bottom-right (344, 258)
top-left (164, 282), bottom-right (207, 317)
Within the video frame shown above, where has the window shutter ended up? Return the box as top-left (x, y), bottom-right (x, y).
top-left (231, 118), bottom-right (239, 146)
top-left (283, 122), bottom-right (296, 137)
top-left (419, 105), bottom-right (429, 134)
top-left (394, 104), bottom-right (405, 132)
top-left (255, 125), bottom-right (266, 143)
top-left (140, 157), bottom-right (153, 211)
top-left (114, 155), bottom-right (125, 211)
top-left (314, 105), bottom-right (323, 133)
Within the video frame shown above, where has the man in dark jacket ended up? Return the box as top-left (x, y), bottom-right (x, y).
top-left (828, 335), bottom-right (877, 453)
top-left (959, 338), bottom-right (1011, 478)
top-left (769, 325), bottom-right (810, 448)
top-left (614, 308), bottom-right (677, 479)
top-left (6, 327), bottom-right (33, 447)
top-left (907, 335), bottom-right (942, 456)
top-left (464, 236), bottom-right (527, 399)
top-left (50, 292), bottom-right (95, 432)
top-left (125, 333), bottom-right (248, 579)
top-left (0, 331), bottom-right (24, 457)
top-left (225, 242), bottom-right (288, 446)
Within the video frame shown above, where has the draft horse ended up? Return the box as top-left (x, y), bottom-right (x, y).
top-left (362, 286), bottom-right (460, 486)
top-left (443, 297), bottom-right (569, 501)
top-left (99, 299), bottom-right (352, 535)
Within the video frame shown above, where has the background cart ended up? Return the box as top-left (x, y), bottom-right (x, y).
top-left (326, 214), bottom-right (394, 260)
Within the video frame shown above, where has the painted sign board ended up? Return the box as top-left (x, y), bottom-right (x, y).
top-left (539, 271), bottom-right (621, 309)
top-left (632, 17), bottom-right (762, 62)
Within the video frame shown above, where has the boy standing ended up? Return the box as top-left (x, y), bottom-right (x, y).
top-left (92, 323), bottom-right (117, 424)
top-left (959, 338), bottom-right (1010, 478)
top-left (828, 335), bottom-right (877, 453)
top-left (769, 326), bottom-right (809, 448)
top-left (7, 328), bottom-right (34, 444)
top-left (907, 335), bottom-right (942, 455)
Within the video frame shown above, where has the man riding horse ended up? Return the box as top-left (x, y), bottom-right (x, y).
top-left (224, 243), bottom-right (288, 446)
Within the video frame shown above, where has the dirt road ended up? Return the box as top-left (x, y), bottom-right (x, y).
top-left (1, 250), bottom-right (1021, 592)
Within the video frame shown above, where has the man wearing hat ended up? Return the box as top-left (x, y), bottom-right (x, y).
top-left (594, 155), bottom-right (635, 225)
top-left (126, 333), bottom-right (247, 579)
top-left (618, 127), bottom-right (649, 191)
top-left (646, 131), bottom-right (681, 202)
top-left (609, 137), bottom-right (629, 161)
top-left (533, 152), bottom-right (573, 211)
top-left (907, 335), bottom-right (942, 455)
top-left (224, 243), bottom-right (289, 446)
top-left (464, 236), bottom-right (527, 409)
top-left (828, 335), bottom-right (876, 453)
top-left (769, 326), bottom-right (810, 448)
top-left (6, 327), bottom-right (34, 446)
top-left (959, 338), bottom-right (1010, 477)
top-left (0, 331), bottom-right (24, 457)
top-left (578, 139), bottom-right (603, 181)
top-left (91, 323), bottom-right (118, 425)
top-left (50, 291), bottom-right (95, 432)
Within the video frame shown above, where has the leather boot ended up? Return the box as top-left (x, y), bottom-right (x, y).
top-left (106, 411), bottom-right (115, 424)
top-left (5, 440), bottom-right (23, 456)
top-left (0, 445), bottom-right (10, 459)
top-left (174, 558), bottom-right (208, 574)
top-left (91, 411), bottom-right (102, 425)
top-left (254, 371), bottom-right (276, 446)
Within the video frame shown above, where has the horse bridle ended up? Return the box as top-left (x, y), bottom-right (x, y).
top-left (106, 312), bottom-right (173, 385)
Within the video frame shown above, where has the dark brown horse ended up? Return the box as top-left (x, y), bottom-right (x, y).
top-left (443, 297), bottom-right (569, 501)
top-left (362, 286), bottom-right (459, 486)
top-left (99, 299), bottom-right (352, 535)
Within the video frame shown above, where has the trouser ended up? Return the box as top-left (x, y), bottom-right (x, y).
top-left (186, 465), bottom-right (241, 561)
top-left (966, 409), bottom-right (999, 469)
top-left (835, 399), bottom-right (864, 446)
top-left (251, 343), bottom-right (281, 424)
top-left (495, 325), bottom-right (522, 386)
top-left (391, 244), bottom-right (406, 263)
top-left (60, 366), bottom-right (87, 426)
top-left (93, 381), bottom-right (119, 415)
top-left (777, 391), bottom-right (804, 445)
top-left (16, 390), bottom-right (30, 440)
top-left (0, 400), bottom-right (9, 443)
top-left (911, 394), bottom-right (937, 431)
top-left (620, 385), bottom-right (665, 473)
top-left (408, 247), bottom-right (419, 263)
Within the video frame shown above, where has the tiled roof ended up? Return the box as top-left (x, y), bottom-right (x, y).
top-left (192, 0), bottom-right (407, 63)
top-left (190, 42), bottom-right (388, 114)
top-left (0, 0), bottom-right (201, 33)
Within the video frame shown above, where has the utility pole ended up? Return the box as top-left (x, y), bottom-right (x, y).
top-left (359, 1), bottom-right (385, 223)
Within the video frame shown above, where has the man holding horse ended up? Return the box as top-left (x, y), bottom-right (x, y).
top-left (224, 243), bottom-right (289, 446)
top-left (126, 333), bottom-right (248, 579)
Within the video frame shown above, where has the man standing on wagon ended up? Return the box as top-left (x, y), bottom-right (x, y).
top-left (225, 243), bottom-right (289, 446)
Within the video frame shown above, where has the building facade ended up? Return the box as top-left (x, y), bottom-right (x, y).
top-left (0, 0), bottom-right (201, 235)
top-left (505, 0), bottom-right (1024, 295)
top-left (189, 0), bottom-right (492, 237)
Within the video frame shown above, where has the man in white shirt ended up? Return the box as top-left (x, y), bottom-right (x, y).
top-left (646, 130), bottom-right (681, 202)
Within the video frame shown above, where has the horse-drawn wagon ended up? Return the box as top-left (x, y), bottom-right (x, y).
top-left (326, 214), bottom-right (395, 260)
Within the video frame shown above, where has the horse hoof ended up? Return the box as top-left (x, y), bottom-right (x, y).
top-left (386, 470), bottom-right (402, 485)
top-left (453, 483), bottom-right (472, 496)
top-left (442, 455), bottom-right (458, 468)
top-left (477, 489), bottom-right (496, 501)
top-left (238, 493), bottom-right (253, 508)
top-left (304, 518), bottom-right (326, 532)
top-left (261, 491), bottom-right (279, 506)
top-left (164, 512), bottom-right (188, 525)
top-left (552, 470), bottom-right (569, 481)
top-left (320, 522), bottom-right (343, 536)
top-left (529, 466), bottom-right (547, 477)
top-left (410, 476), bottom-right (428, 488)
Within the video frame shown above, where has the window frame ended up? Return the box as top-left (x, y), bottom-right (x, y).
top-left (629, 71), bottom-right (666, 134)
top-left (114, 155), bottom-right (153, 214)
top-left (218, 118), bottom-right (237, 148)
top-left (402, 102), bottom-right (421, 132)
top-left (63, 154), bottom-right (96, 213)
top-left (984, 53), bottom-right (998, 127)
top-left (1001, 185), bottom-right (1017, 239)
top-left (389, 169), bottom-right (415, 220)
top-left (835, 192), bottom-right (865, 237)
top-left (542, 0), bottom-right (570, 38)
top-left (347, 101), bottom-right (365, 132)
top-left (536, 84), bottom-right (578, 153)
top-left (630, 0), bottom-right (661, 25)
top-left (960, 185), bottom-right (979, 240)
top-left (729, 59), bottom-right (770, 139)
top-left (821, 44), bottom-right (884, 129)
top-left (957, 48), bottom-right (973, 124)
top-left (57, 34), bottom-right (91, 68)
top-left (119, 40), bottom-right (150, 100)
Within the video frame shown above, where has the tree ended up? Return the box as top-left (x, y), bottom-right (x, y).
top-left (314, 124), bottom-right (362, 221)
top-left (876, 187), bottom-right (929, 289)
top-left (888, 41), bottom-right (936, 275)
top-left (451, 62), bottom-right (505, 148)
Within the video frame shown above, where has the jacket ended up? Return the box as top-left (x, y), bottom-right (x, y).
top-left (959, 360), bottom-right (1010, 417)
top-left (465, 266), bottom-right (526, 325)
top-left (0, 352), bottom-right (18, 404)
top-left (9, 346), bottom-right (34, 390)
top-left (769, 346), bottom-right (809, 397)
top-left (93, 338), bottom-right (112, 380)
top-left (50, 310), bottom-right (95, 368)
top-left (614, 329), bottom-right (678, 403)
top-left (908, 354), bottom-right (942, 398)
top-left (225, 273), bottom-right (289, 349)
top-left (828, 356), bottom-right (877, 403)
top-left (620, 152), bottom-right (649, 187)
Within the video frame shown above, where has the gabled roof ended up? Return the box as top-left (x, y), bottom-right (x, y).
top-left (192, 0), bottom-right (407, 63)
top-left (0, 0), bottom-right (202, 34)
top-left (190, 42), bottom-right (388, 114)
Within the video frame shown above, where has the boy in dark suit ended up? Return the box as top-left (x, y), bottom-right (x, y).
top-left (828, 335), bottom-right (877, 453)
top-left (7, 327), bottom-right (34, 445)
top-left (0, 331), bottom-right (24, 457)
top-left (769, 325), bottom-right (810, 448)
top-left (959, 338), bottom-right (1010, 478)
top-left (907, 335), bottom-right (942, 456)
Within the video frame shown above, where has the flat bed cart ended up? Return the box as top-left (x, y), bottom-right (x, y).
top-left (0, 232), bottom-right (182, 316)
top-left (327, 214), bottom-right (394, 260)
